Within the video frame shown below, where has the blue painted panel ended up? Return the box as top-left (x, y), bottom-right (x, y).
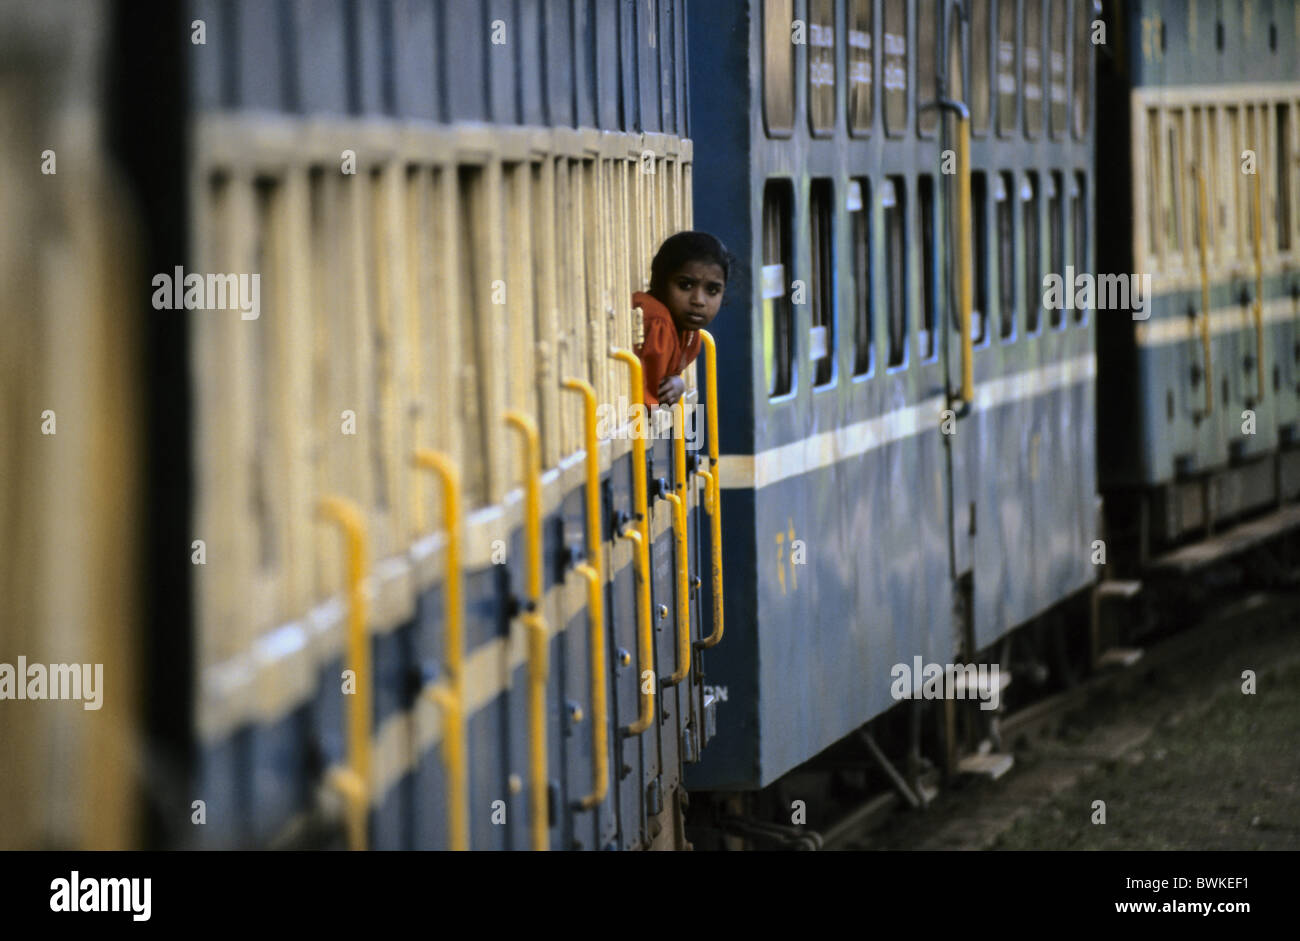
top-left (391, 0), bottom-right (439, 120)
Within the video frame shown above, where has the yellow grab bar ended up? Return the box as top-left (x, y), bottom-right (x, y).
top-left (954, 107), bottom-right (974, 405)
top-left (561, 377), bottom-right (609, 810)
top-left (412, 449), bottom-right (469, 851)
top-left (1194, 168), bottom-right (1214, 415)
top-left (316, 496), bottom-right (371, 851)
top-left (697, 331), bottom-right (724, 649)
top-left (1251, 169), bottom-right (1265, 401)
top-left (504, 411), bottom-right (549, 851)
top-left (611, 349), bottom-right (655, 735)
top-left (663, 401), bottom-right (691, 685)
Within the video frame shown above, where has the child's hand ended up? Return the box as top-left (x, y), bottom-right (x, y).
top-left (658, 375), bottom-right (686, 406)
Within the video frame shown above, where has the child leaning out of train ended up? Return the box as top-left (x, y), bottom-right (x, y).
top-left (633, 231), bottom-right (730, 408)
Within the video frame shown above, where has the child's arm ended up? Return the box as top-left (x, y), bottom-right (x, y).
top-left (635, 315), bottom-right (675, 407)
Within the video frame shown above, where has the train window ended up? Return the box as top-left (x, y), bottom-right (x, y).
top-left (1048, 172), bottom-right (1064, 328)
top-left (1244, 106), bottom-right (1259, 251)
top-left (883, 177), bottom-right (908, 366)
top-left (810, 179), bottom-right (836, 387)
top-left (457, 165), bottom-right (491, 507)
top-left (971, 0), bottom-right (991, 135)
top-left (997, 172), bottom-right (1015, 339)
top-left (848, 0), bottom-right (874, 133)
top-left (884, 0), bottom-right (908, 135)
top-left (1190, 107), bottom-right (1203, 258)
top-left (764, 0), bottom-right (795, 136)
top-left (851, 178), bottom-right (874, 375)
top-left (1166, 112), bottom-right (1186, 260)
top-left (919, 175), bottom-right (937, 359)
top-left (809, 0), bottom-right (836, 135)
top-left (997, 0), bottom-right (1017, 136)
top-left (1145, 108), bottom-right (1161, 260)
top-left (1073, 0), bottom-right (1091, 138)
top-left (251, 177), bottom-right (282, 577)
top-left (972, 172), bottom-right (989, 342)
top-left (1023, 172), bottom-right (1041, 333)
top-left (1222, 106), bottom-right (1239, 257)
top-left (763, 179), bottom-right (795, 397)
top-left (1049, 0), bottom-right (1067, 137)
top-left (367, 169), bottom-right (393, 517)
top-left (1277, 104), bottom-right (1291, 252)
top-left (1024, 0), bottom-right (1043, 137)
top-left (918, 0), bottom-right (938, 136)
top-left (1071, 172), bottom-right (1087, 323)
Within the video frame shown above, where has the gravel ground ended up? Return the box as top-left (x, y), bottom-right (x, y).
top-left (855, 596), bottom-right (1300, 850)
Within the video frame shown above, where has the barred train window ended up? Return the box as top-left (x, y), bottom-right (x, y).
top-left (1226, 106), bottom-right (1241, 254)
top-left (809, 0), bottom-right (836, 134)
top-left (971, 0), bottom-right (991, 135)
top-left (1277, 103), bottom-right (1292, 251)
top-left (764, 0), bottom-right (795, 135)
top-left (919, 175), bottom-right (937, 359)
top-left (918, 0), bottom-right (938, 136)
top-left (810, 179), bottom-right (836, 386)
top-left (1049, 172), bottom-right (1064, 328)
top-left (848, 0), bottom-right (873, 133)
top-left (884, 177), bottom-right (907, 366)
top-left (1023, 172), bottom-right (1040, 333)
top-left (997, 0), bottom-right (1017, 135)
top-left (1024, 0), bottom-right (1043, 137)
top-left (972, 172), bottom-right (989, 342)
top-left (1073, 0), bottom-right (1091, 138)
top-left (457, 165), bottom-right (489, 507)
top-left (1146, 108), bottom-right (1160, 258)
top-left (1166, 111), bottom-right (1185, 258)
top-left (997, 172), bottom-right (1015, 339)
top-left (852, 179), bottom-right (874, 374)
top-left (884, 0), bottom-right (908, 135)
top-left (1072, 172), bottom-right (1087, 323)
top-left (1190, 108), bottom-right (1203, 256)
top-left (763, 180), bottom-right (794, 397)
top-left (1049, 0), bottom-right (1067, 136)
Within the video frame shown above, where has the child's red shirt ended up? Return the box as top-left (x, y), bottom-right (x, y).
top-left (633, 291), bottom-right (701, 406)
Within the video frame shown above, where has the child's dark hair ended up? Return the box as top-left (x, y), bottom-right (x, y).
top-left (649, 231), bottom-right (732, 298)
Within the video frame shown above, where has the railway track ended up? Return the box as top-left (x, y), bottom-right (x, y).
top-left (819, 587), bottom-right (1300, 850)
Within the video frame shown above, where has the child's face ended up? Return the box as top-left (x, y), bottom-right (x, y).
top-left (662, 260), bottom-right (726, 332)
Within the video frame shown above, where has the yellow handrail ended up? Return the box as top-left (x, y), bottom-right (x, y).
top-left (697, 331), bottom-right (724, 649)
top-left (1194, 167), bottom-right (1214, 415)
top-left (1251, 169), bottom-right (1265, 401)
top-left (955, 108), bottom-right (974, 405)
top-left (663, 401), bottom-right (691, 685)
top-left (504, 411), bottom-right (549, 851)
top-left (411, 449), bottom-right (469, 851)
top-left (316, 496), bottom-right (371, 851)
top-left (561, 377), bottom-right (608, 810)
top-left (611, 349), bottom-right (655, 735)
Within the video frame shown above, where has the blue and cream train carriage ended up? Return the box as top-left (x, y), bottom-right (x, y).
top-left (1096, 0), bottom-right (1300, 560)
top-left (173, 0), bottom-right (727, 850)
top-left (686, 0), bottom-right (1098, 795)
top-left (9, 0), bottom-right (1300, 852)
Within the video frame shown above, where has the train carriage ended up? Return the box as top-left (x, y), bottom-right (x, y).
top-left (686, 0), bottom-right (1099, 795)
top-left (1097, 0), bottom-right (1300, 560)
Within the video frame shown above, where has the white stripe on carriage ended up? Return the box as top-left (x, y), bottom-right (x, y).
top-left (1134, 297), bottom-right (1299, 347)
top-left (718, 353), bottom-right (1097, 490)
